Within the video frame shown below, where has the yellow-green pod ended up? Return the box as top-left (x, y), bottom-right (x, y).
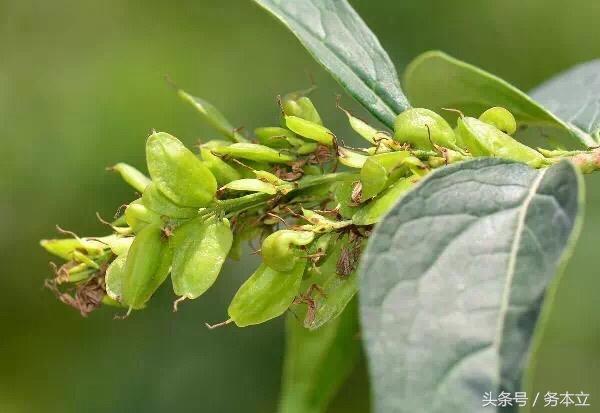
top-left (228, 260), bottom-right (305, 327)
top-left (146, 132), bottom-right (217, 207)
top-left (212, 142), bottom-right (295, 163)
top-left (394, 108), bottom-right (460, 151)
top-left (110, 163), bottom-right (151, 193)
top-left (285, 116), bottom-right (334, 146)
top-left (340, 107), bottom-right (378, 144)
top-left (478, 107), bottom-right (517, 135)
top-left (121, 223), bottom-right (173, 310)
top-left (360, 151), bottom-right (419, 200)
top-left (171, 216), bottom-right (233, 300)
top-left (105, 254), bottom-right (127, 303)
top-left (222, 178), bottom-right (277, 195)
top-left (254, 127), bottom-right (305, 149)
top-left (352, 177), bottom-right (418, 226)
top-left (254, 170), bottom-right (286, 186)
top-left (40, 238), bottom-right (87, 260)
top-left (125, 198), bottom-right (163, 232)
top-left (107, 236), bottom-right (134, 256)
top-left (200, 139), bottom-right (232, 150)
top-left (199, 148), bottom-right (241, 186)
top-left (142, 183), bottom-right (198, 219)
top-left (296, 96), bottom-right (323, 125)
top-left (178, 90), bottom-right (247, 142)
top-left (262, 230), bottom-right (315, 272)
top-left (282, 94), bottom-right (323, 125)
top-left (456, 117), bottom-right (548, 167)
top-left (304, 235), bottom-right (364, 330)
top-left (337, 147), bottom-right (367, 169)
top-left (334, 181), bottom-right (359, 219)
top-left (296, 142), bottom-right (319, 155)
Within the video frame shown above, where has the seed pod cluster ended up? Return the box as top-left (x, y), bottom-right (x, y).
top-left (43, 88), bottom-right (578, 328)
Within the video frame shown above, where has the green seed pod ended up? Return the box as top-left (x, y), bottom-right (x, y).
top-left (339, 105), bottom-right (381, 145)
top-left (360, 151), bottom-right (422, 200)
top-left (456, 117), bottom-right (548, 167)
top-left (262, 230), bottom-right (315, 272)
top-left (110, 163), bottom-right (151, 193)
top-left (296, 96), bottom-right (323, 125)
top-left (199, 148), bottom-right (241, 186)
top-left (40, 236), bottom-right (109, 260)
top-left (107, 236), bottom-right (134, 256)
top-left (337, 147), bottom-right (367, 169)
top-left (254, 170), bottom-right (286, 186)
top-left (334, 181), bottom-right (359, 219)
top-left (146, 131), bottom-right (217, 207)
top-left (478, 107), bottom-right (517, 135)
top-left (200, 139), bottom-right (232, 150)
top-left (352, 177), bottom-right (419, 226)
top-left (301, 209), bottom-right (352, 234)
top-left (305, 235), bottom-right (364, 330)
top-left (223, 178), bottom-right (277, 195)
top-left (394, 108), bottom-right (460, 151)
top-left (40, 238), bottom-right (88, 260)
top-left (296, 142), bottom-right (319, 155)
top-left (282, 94), bottom-right (323, 125)
top-left (105, 254), bottom-right (127, 303)
top-left (254, 127), bottom-right (305, 149)
top-left (228, 261), bottom-right (305, 327)
top-left (212, 142), bottom-right (295, 163)
top-left (121, 223), bottom-right (173, 310)
top-left (142, 183), bottom-right (198, 219)
top-left (171, 216), bottom-right (233, 300)
top-left (285, 116), bottom-right (334, 146)
top-left (178, 90), bottom-right (247, 142)
top-left (125, 198), bottom-right (163, 232)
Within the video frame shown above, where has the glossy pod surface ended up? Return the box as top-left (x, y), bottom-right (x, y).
top-left (394, 108), bottom-right (459, 151)
top-left (228, 261), bottom-right (305, 327)
top-left (121, 223), bottom-right (172, 309)
top-left (262, 230), bottom-right (315, 272)
top-left (171, 216), bottom-right (233, 299)
top-left (457, 117), bottom-right (548, 167)
top-left (146, 131), bottom-right (217, 207)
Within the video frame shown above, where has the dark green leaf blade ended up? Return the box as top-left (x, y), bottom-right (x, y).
top-left (403, 51), bottom-right (596, 148)
top-left (530, 60), bottom-right (600, 145)
top-left (359, 158), bottom-right (583, 413)
top-left (253, 0), bottom-right (409, 128)
top-left (279, 300), bottom-right (360, 413)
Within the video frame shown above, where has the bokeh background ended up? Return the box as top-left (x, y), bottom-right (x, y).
top-left (2, 0), bottom-right (600, 412)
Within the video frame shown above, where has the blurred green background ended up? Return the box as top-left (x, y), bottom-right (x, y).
top-left (2, 0), bottom-right (600, 412)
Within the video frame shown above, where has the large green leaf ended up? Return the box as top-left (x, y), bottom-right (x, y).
top-left (403, 51), bottom-right (597, 148)
top-left (253, 0), bottom-right (409, 128)
top-left (530, 59), bottom-right (600, 146)
top-left (279, 300), bottom-right (360, 413)
top-left (359, 158), bottom-right (583, 413)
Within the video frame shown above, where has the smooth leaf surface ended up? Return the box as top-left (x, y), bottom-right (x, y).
top-left (253, 0), bottom-right (409, 128)
top-left (530, 59), bottom-right (600, 145)
top-left (360, 158), bottom-right (583, 413)
top-left (279, 300), bottom-right (360, 413)
top-left (403, 51), bottom-right (596, 148)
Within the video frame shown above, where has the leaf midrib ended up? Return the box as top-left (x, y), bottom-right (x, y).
top-left (492, 168), bottom-right (547, 384)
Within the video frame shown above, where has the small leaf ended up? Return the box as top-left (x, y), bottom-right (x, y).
top-left (403, 51), bottom-right (597, 148)
top-left (279, 300), bottom-right (360, 413)
top-left (360, 158), bottom-right (583, 413)
top-left (530, 59), bottom-right (600, 145)
top-left (253, 0), bottom-right (409, 128)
